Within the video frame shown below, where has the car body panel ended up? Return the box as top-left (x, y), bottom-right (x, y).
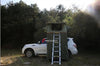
top-left (22, 44), bottom-right (47, 55)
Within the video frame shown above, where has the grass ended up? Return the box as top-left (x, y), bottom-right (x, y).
top-left (1, 49), bottom-right (100, 66)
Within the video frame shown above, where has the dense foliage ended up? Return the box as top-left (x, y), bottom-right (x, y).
top-left (1, 1), bottom-right (100, 50)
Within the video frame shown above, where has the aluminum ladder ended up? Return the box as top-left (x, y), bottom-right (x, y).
top-left (51, 32), bottom-right (61, 65)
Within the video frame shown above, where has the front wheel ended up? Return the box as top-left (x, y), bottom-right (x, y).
top-left (25, 49), bottom-right (35, 58)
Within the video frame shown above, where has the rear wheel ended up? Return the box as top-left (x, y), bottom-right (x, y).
top-left (25, 49), bottom-right (35, 58)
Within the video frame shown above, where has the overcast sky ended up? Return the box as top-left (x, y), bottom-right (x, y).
top-left (1, 0), bottom-right (95, 10)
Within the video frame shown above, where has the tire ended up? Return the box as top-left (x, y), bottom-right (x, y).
top-left (24, 49), bottom-right (35, 58)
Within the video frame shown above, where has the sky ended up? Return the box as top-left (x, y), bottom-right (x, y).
top-left (1, 0), bottom-right (95, 10)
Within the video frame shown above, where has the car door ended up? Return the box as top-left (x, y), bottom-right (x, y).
top-left (37, 44), bottom-right (47, 54)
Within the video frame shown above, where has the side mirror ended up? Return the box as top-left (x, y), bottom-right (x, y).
top-left (37, 41), bottom-right (40, 44)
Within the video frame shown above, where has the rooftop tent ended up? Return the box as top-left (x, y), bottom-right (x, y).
top-left (47, 22), bottom-right (69, 61)
top-left (51, 24), bottom-right (62, 31)
top-left (47, 22), bottom-right (67, 33)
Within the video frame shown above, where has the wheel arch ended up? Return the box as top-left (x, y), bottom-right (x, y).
top-left (24, 48), bottom-right (35, 55)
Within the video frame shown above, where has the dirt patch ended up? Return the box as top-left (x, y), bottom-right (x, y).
top-left (1, 50), bottom-right (100, 66)
top-left (0, 55), bottom-right (23, 66)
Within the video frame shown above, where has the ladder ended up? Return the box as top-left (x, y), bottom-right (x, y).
top-left (51, 32), bottom-right (61, 65)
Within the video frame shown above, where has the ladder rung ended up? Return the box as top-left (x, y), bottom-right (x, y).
top-left (54, 61), bottom-right (59, 63)
top-left (54, 46), bottom-right (59, 48)
top-left (54, 42), bottom-right (59, 43)
top-left (54, 56), bottom-right (59, 57)
top-left (54, 51), bottom-right (59, 52)
top-left (55, 38), bottom-right (59, 40)
top-left (55, 34), bottom-right (59, 36)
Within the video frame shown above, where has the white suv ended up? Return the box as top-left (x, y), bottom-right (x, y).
top-left (22, 38), bottom-right (78, 57)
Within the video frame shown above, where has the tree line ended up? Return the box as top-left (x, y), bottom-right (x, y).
top-left (1, 1), bottom-right (100, 50)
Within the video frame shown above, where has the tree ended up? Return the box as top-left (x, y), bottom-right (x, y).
top-left (56, 4), bottom-right (66, 22)
top-left (1, 1), bottom-right (40, 49)
top-left (71, 12), bottom-right (100, 49)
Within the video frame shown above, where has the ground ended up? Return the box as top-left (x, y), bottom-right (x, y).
top-left (1, 49), bottom-right (100, 66)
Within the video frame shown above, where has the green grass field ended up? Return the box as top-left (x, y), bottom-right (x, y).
top-left (1, 49), bottom-right (100, 66)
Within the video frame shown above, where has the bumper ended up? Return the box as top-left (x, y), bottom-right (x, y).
top-left (70, 48), bottom-right (78, 55)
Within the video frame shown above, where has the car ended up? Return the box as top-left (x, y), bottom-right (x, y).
top-left (22, 38), bottom-right (78, 58)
